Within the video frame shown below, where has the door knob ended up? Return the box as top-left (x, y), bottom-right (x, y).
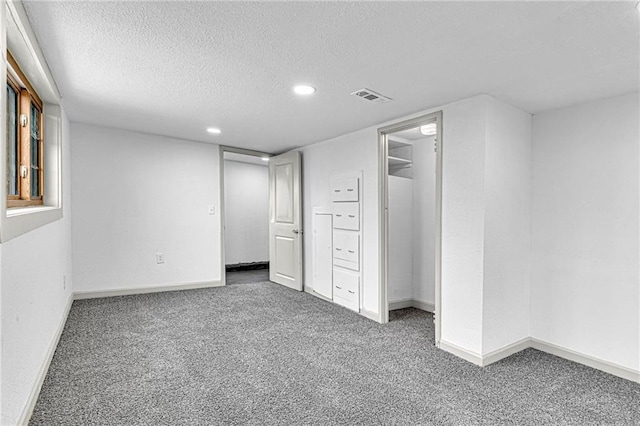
top-left (292, 229), bottom-right (303, 234)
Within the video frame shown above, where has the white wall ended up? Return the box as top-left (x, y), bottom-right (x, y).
top-left (71, 123), bottom-right (221, 293)
top-left (223, 160), bottom-right (269, 265)
top-left (412, 136), bottom-right (436, 305)
top-left (388, 176), bottom-right (413, 302)
top-left (301, 127), bottom-right (379, 314)
top-left (531, 92), bottom-right (639, 372)
top-left (482, 97), bottom-right (532, 354)
top-left (1, 110), bottom-right (73, 425)
top-left (438, 96), bottom-right (489, 355)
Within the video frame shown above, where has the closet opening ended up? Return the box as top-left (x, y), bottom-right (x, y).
top-left (378, 111), bottom-right (443, 345)
top-left (220, 147), bottom-right (273, 286)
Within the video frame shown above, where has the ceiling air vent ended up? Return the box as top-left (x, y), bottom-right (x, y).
top-left (350, 88), bottom-right (392, 104)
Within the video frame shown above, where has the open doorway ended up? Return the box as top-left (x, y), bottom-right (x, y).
top-left (220, 147), bottom-right (272, 285)
top-left (378, 111), bottom-right (443, 345)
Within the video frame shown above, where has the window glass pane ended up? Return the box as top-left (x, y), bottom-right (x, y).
top-left (30, 103), bottom-right (40, 138)
top-left (31, 135), bottom-right (39, 165)
top-left (6, 84), bottom-right (18, 196)
top-left (30, 103), bottom-right (41, 197)
top-left (30, 136), bottom-right (39, 197)
top-left (31, 166), bottom-right (39, 197)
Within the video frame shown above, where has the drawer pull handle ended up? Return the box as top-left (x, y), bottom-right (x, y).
top-left (334, 189), bottom-right (341, 192)
top-left (335, 286), bottom-right (342, 290)
top-left (336, 214), bottom-right (343, 217)
top-left (335, 248), bottom-right (342, 251)
top-left (348, 250), bottom-right (355, 253)
top-left (348, 290), bottom-right (355, 294)
top-left (348, 215), bottom-right (355, 218)
top-left (347, 189), bottom-right (354, 192)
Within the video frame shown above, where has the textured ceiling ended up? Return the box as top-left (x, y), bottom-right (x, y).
top-left (23, 1), bottom-right (639, 153)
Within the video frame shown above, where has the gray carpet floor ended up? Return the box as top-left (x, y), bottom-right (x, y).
top-left (225, 269), bottom-right (269, 285)
top-left (31, 280), bottom-right (640, 425)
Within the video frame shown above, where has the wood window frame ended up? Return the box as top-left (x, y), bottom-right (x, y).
top-left (7, 50), bottom-right (44, 208)
top-left (6, 74), bottom-right (20, 203)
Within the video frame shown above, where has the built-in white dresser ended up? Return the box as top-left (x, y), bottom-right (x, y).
top-left (330, 175), bottom-right (362, 312)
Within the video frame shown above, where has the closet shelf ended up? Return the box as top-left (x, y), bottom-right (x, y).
top-left (389, 169), bottom-right (412, 179)
top-left (388, 156), bottom-right (412, 167)
top-left (387, 138), bottom-right (413, 179)
top-left (388, 139), bottom-right (412, 149)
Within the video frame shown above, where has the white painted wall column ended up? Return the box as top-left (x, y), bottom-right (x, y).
top-left (438, 96), bottom-right (489, 356)
top-left (439, 95), bottom-right (532, 361)
top-left (482, 97), bottom-right (532, 355)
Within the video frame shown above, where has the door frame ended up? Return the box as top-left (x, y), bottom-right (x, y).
top-left (377, 111), bottom-right (443, 346)
top-left (219, 145), bottom-right (273, 286)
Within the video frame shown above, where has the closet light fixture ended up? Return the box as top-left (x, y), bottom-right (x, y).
top-left (420, 123), bottom-right (437, 136)
top-left (293, 85), bottom-right (316, 95)
top-left (261, 157), bottom-right (269, 162)
top-left (207, 127), bottom-right (222, 134)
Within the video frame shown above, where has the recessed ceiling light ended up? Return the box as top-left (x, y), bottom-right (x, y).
top-left (293, 85), bottom-right (316, 95)
top-left (207, 127), bottom-right (221, 134)
top-left (261, 157), bottom-right (270, 162)
top-left (420, 123), bottom-right (437, 136)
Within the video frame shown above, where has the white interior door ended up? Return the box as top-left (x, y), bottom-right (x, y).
top-left (269, 151), bottom-right (303, 291)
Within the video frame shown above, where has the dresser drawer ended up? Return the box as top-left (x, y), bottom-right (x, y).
top-left (333, 202), bottom-right (359, 231)
top-left (333, 267), bottom-right (359, 311)
top-left (330, 177), bottom-right (359, 202)
top-left (333, 268), bottom-right (359, 298)
top-left (333, 231), bottom-right (359, 263)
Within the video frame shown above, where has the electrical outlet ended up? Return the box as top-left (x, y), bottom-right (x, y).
top-left (156, 253), bottom-right (165, 264)
top-left (208, 205), bottom-right (215, 215)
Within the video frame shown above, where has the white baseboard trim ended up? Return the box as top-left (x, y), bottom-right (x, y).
top-left (388, 298), bottom-right (435, 313)
top-left (530, 338), bottom-right (640, 384)
top-left (360, 308), bottom-right (381, 323)
top-left (388, 298), bottom-right (413, 310)
top-left (440, 338), bottom-right (529, 367)
top-left (18, 294), bottom-right (74, 426)
top-left (482, 337), bottom-right (531, 367)
top-left (73, 280), bottom-right (223, 300)
top-left (439, 339), bottom-right (483, 366)
top-left (411, 299), bottom-right (435, 313)
top-left (439, 336), bottom-right (639, 383)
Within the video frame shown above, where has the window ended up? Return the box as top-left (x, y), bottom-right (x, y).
top-left (2, 1), bottom-right (63, 241)
top-left (6, 50), bottom-right (44, 208)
